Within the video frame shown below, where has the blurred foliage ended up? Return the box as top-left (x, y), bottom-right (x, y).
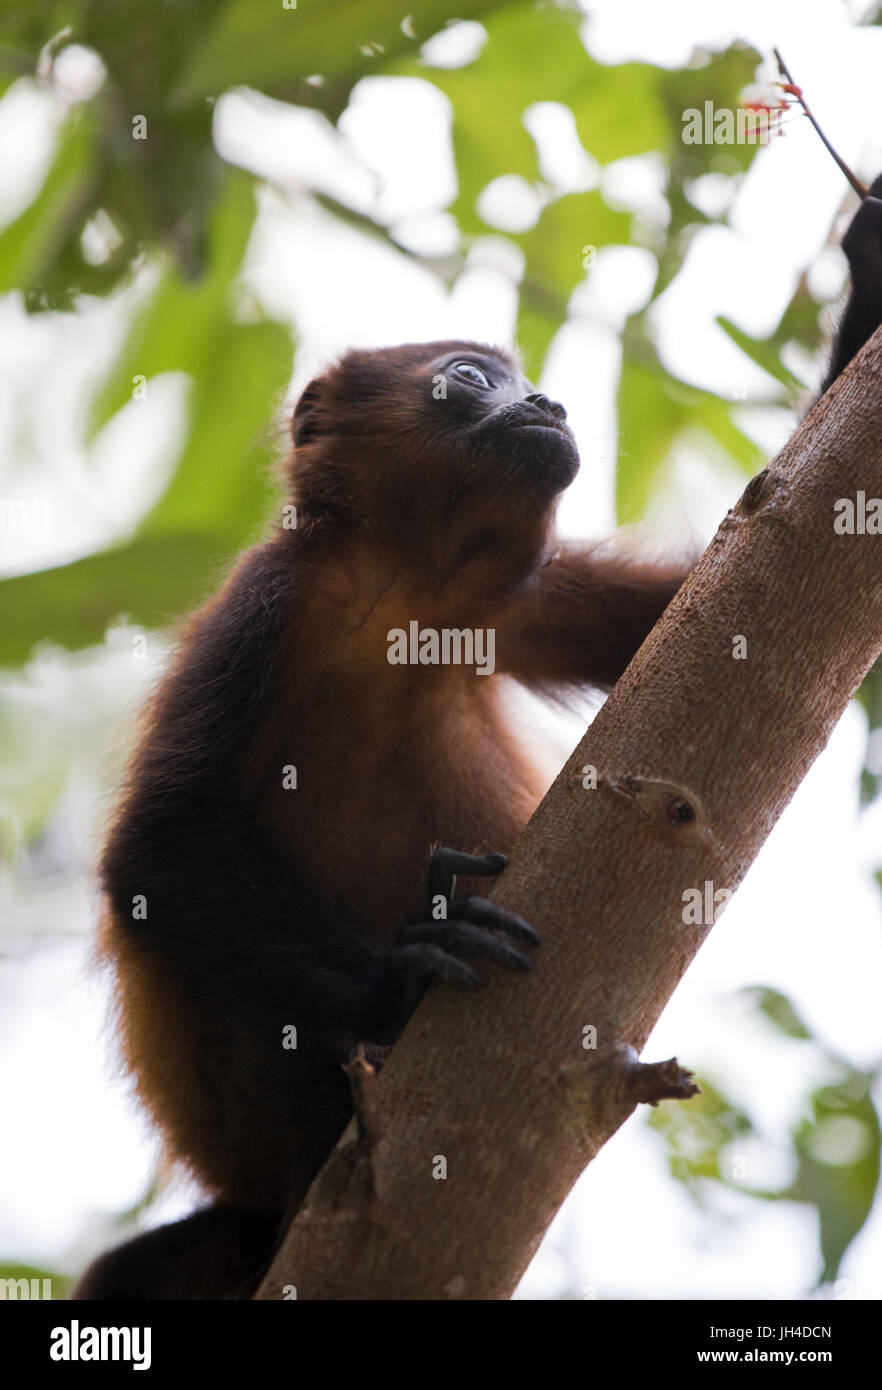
top-left (717, 274), bottom-right (824, 398)
top-left (855, 662), bottom-right (882, 804)
top-left (649, 1076), bottom-right (754, 1196)
top-left (649, 987), bottom-right (882, 1289)
top-left (0, 170), bottom-right (290, 659)
top-left (0, 0), bottom-right (835, 659)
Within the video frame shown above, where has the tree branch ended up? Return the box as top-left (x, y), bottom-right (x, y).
top-left (256, 326), bottom-right (882, 1301)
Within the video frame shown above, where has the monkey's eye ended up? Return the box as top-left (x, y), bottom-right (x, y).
top-left (451, 361), bottom-right (491, 388)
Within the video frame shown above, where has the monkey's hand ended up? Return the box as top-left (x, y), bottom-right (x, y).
top-left (841, 173), bottom-right (882, 277)
top-left (822, 173), bottom-right (882, 393)
top-left (368, 848), bottom-right (540, 1045)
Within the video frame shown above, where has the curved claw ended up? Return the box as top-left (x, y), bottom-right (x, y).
top-left (429, 849), bottom-right (508, 877)
top-left (391, 941), bottom-right (482, 988)
top-left (400, 920), bottom-right (533, 972)
top-left (447, 895), bottom-right (541, 946)
top-left (426, 847), bottom-right (509, 905)
top-left (369, 868), bottom-right (538, 1044)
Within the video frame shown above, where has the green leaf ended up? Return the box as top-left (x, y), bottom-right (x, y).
top-left (402, 8), bottom-right (667, 236)
top-left (518, 190), bottom-right (631, 301)
top-left (742, 985), bottom-right (812, 1040)
top-left (401, 7), bottom-right (583, 233)
top-left (169, 0), bottom-right (512, 106)
top-left (615, 353), bottom-right (762, 520)
top-left (570, 61), bottom-right (667, 167)
top-left (0, 167), bottom-right (291, 666)
top-left (141, 317), bottom-right (290, 541)
top-left (89, 169), bottom-right (261, 435)
top-left (787, 1071), bottom-right (881, 1284)
top-left (715, 275), bottom-right (827, 402)
top-left (0, 312), bottom-right (289, 666)
top-left (515, 295), bottom-right (563, 385)
top-left (716, 316), bottom-right (802, 396)
top-left (0, 534), bottom-right (234, 666)
top-left (659, 42), bottom-right (763, 184)
top-left (0, 111), bottom-right (95, 304)
top-left (654, 44), bottom-right (763, 300)
top-left (648, 1076), bottom-right (753, 1190)
top-left (654, 991), bottom-right (882, 1288)
top-left (514, 190), bottom-right (631, 376)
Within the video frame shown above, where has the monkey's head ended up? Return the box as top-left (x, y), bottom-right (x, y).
top-left (287, 340), bottom-right (579, 595)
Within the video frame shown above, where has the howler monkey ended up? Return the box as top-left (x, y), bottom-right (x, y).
top-left (75, 178), bottom-right (882, 1300)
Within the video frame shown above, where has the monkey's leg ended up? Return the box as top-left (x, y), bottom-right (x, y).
top-left (72, 1205), bottom-right (280, 1301)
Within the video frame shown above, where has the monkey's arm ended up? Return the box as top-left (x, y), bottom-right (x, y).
top-left (498, 544), bottom-right (689, 692)
top-left (819, 174), bottom-right (882, 395)
top-left (103, 792), bottom-right (409, 1048)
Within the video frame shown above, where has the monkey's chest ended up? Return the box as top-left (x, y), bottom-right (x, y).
top-left (257, 696), bottom-right (535, 941)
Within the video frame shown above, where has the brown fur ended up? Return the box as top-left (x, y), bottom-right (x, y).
top-left (79, 341), bottom-right (690, 1297)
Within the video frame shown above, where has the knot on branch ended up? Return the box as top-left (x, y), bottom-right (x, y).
top-left (738, 467), bottom-right (780, 515)
top-left (616, 1045), bottom-right (700, 1107)
top-left (604, 775), bottom-right (704, 837)
top-left (559, 1038), bottom-right (699, 1143)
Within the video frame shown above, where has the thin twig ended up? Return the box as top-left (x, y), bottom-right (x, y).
top-left (773, 47), bottom-right (868, 198)
top-left (344, 1043), bottom-right (382, 1151)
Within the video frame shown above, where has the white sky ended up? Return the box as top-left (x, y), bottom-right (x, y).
top-left (1, 0), bottom-right (882, 1300)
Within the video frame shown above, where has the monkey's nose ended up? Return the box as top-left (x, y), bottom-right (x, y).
top-left (525, 392), bottom-right (567, 421)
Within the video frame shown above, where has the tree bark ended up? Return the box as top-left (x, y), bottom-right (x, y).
top-left (256, 327), bottom-right (882, 1301)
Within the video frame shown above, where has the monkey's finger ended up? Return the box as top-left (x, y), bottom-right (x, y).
top-left (401, 921), bottom-right (533, 971)
top-left (391, 942), bottom-right (482, 988)
top-left (428, 847), bottom-right (508, 884)
top-left (426, 847), bottom-right (509, 912)
top-left (448, 896), bottom-right (541, 946)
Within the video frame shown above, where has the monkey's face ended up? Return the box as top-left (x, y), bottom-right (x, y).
top-left (289, 340), bottom-right (580, 591)
top-left (419, 345), bottom-right (579, 496)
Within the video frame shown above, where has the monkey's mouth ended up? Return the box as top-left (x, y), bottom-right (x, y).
top-left (475, 401), bottom-right (579, 488)
top-left (507, 400), bottom-right (571, 434)
top-left (514, 422), bottom-right (573, 447)
top-left (514, 418), bottom-right (568, 432)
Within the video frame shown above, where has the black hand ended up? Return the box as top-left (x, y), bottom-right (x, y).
top-left (368, 847), bottom-right (540, 1045)
top-left (822, 172), bottom-right (882, 393)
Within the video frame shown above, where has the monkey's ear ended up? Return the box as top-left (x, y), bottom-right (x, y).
top-left (291, 377), bottom-right (326, 447)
